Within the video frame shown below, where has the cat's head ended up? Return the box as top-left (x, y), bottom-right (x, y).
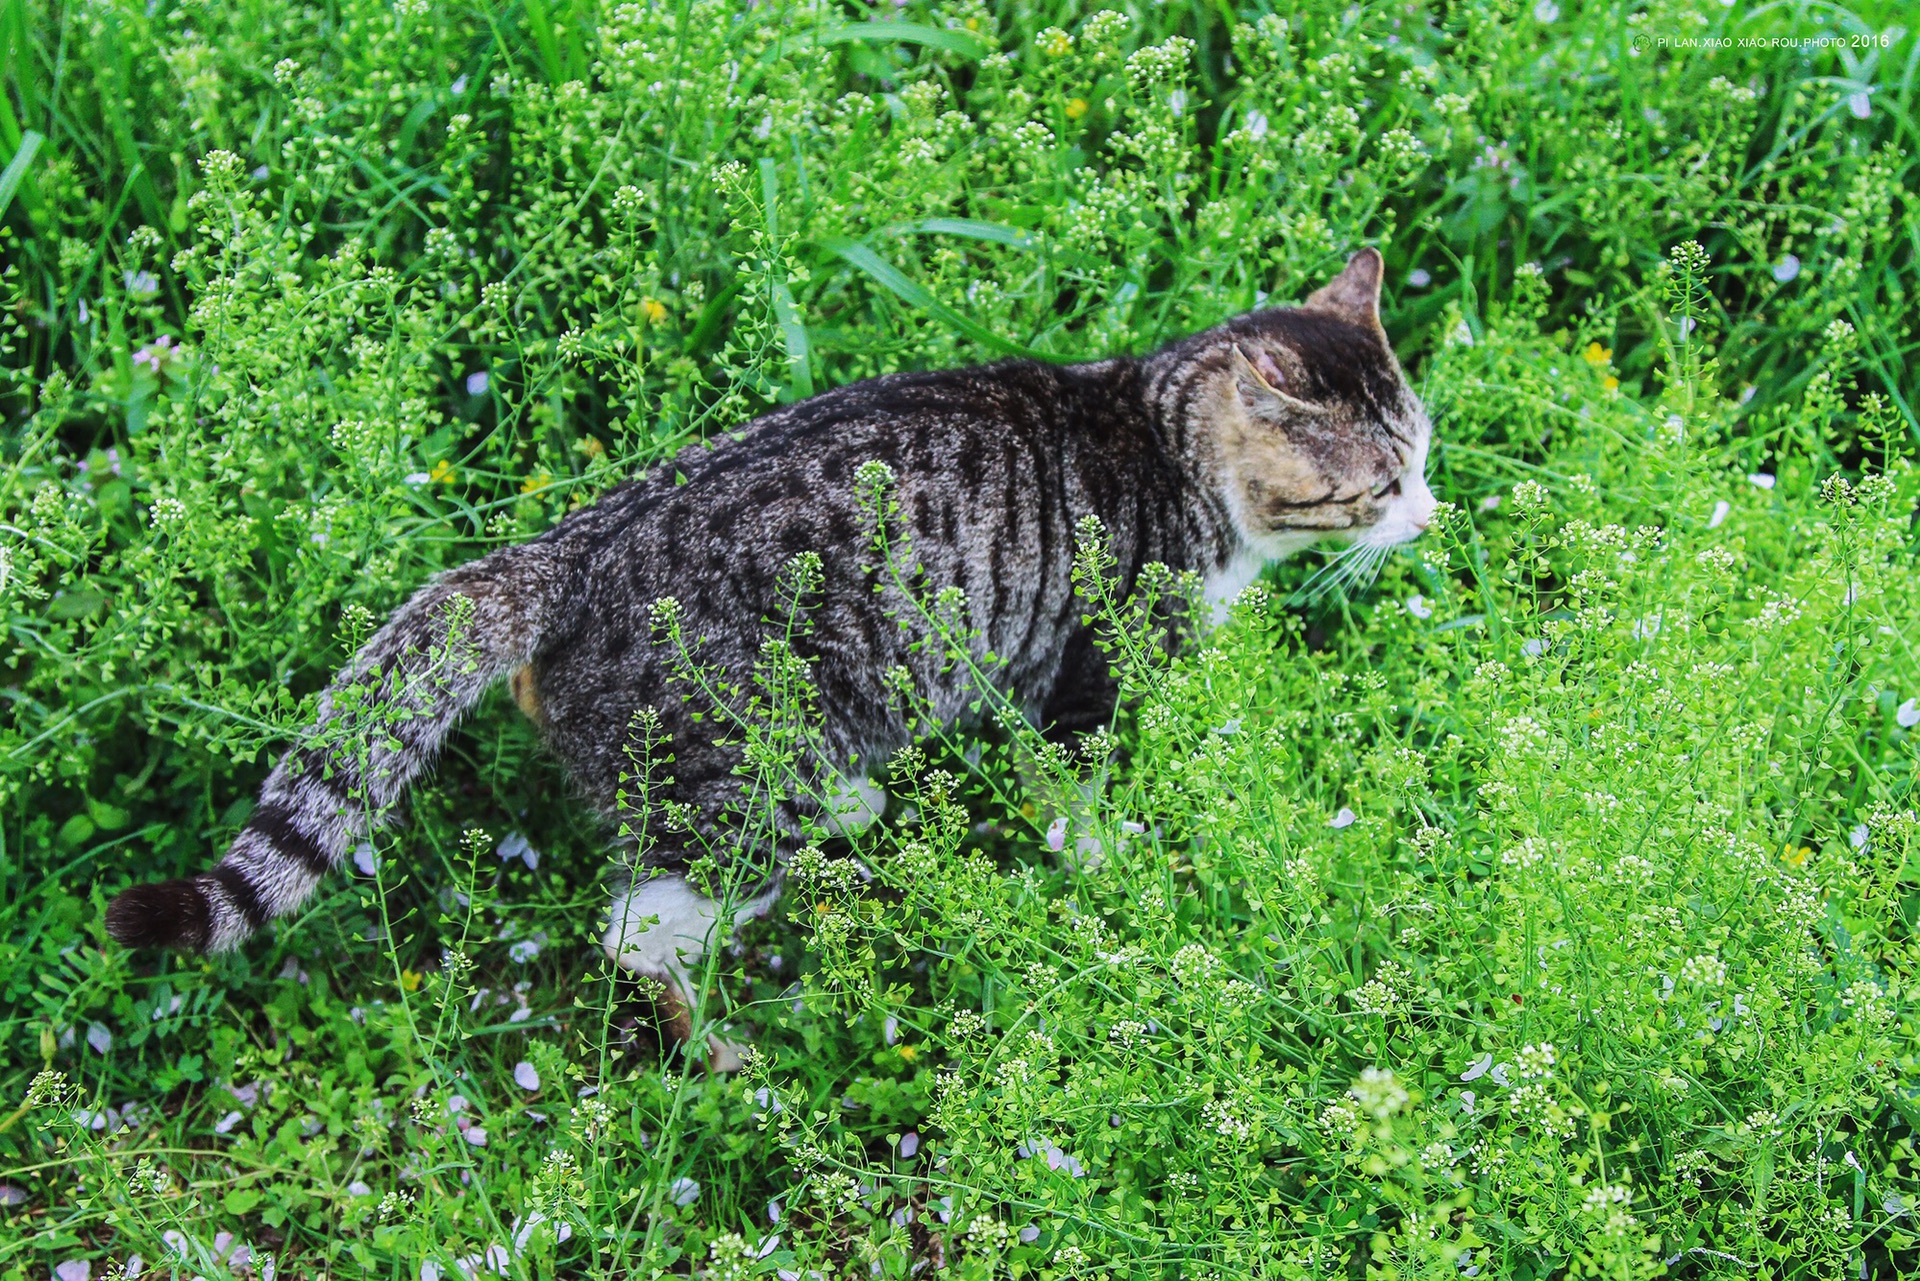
top-left (1185, 249), bottom-right (1436, 553)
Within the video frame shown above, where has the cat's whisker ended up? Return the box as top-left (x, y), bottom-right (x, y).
top-left (1293, 546), bottom-right (1362, 604)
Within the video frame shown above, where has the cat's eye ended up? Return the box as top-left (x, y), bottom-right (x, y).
top-left (1374, 478), bottom-right (1403, 500)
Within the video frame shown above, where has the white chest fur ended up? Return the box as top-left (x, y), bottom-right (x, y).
top-left (1202, 533), bottom-right (1318, 622)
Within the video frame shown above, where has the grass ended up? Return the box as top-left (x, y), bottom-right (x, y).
top-left (2, 0), bottom-right (1918, 1277)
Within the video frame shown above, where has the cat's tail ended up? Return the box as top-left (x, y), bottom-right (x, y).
top-left (106, 540), bottom-right (572, 953)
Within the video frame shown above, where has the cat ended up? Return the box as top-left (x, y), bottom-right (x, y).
top-left (105, 249), bottom-right (1436, 1066)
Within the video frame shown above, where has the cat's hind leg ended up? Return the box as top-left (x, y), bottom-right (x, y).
top-left (601, 873), bottom-right (779, 1071)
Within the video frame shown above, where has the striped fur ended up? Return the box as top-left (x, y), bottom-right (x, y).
top-left (107, 251), bottom-right (1435, 972)
top-left (107, 541), bottom-right (572, 951)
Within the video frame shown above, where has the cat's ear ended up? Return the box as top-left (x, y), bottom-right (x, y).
top-left (1304, 248), bottom-right (1385, 331)
top-left (1232, 344), bottom-right (1329, 418)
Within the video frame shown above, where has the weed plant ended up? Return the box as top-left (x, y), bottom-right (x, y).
top-left (1, 1), bottom-right (1917, 1278)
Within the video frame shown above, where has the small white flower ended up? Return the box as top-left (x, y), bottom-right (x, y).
top-left (898, 1131), bottom-right (919, 1158)
top-left (347, 1180), bottom-right (373, 1196)
top-left (514, 1061), bottom-right (540, 1091)
top-left (86, 1023), bottom-right (112, 1055)
top-left (466, 371), bottom-right (489, 396)
top-left (55, 1260), bottom-right (92, 1281)
top-left (1407, 268), bottom-right (1431, 288)
top-left (883, 1015), bottom-right (899, 1044)
top-left (1461, 1053), bottom-right (1492, 1081)
top-left (1533, 0), bottom-right (1559, 20)
top-left (1632, 614), bottom-right (1660, 641)
top-left (1747, 472), bottom-right (1775, 490)
top-left (1851, 823), bottom-right (1871, 849)
top-left (1848, 91), bottom-right (1871, 119)
top-left (767, 1198), bottom-right (783, 1224)
top-left (1708, 500), bottom-right (1730, 529)
top-left (1044, 816), bottom-right (1068, 852)
top-left (1019, 1225), bottom-right (1041, 1243)
top-left (509, 938), bottom-right (542, 964)
top-left (1521, 638), bottom-right (1549, 658)
top-left (1772, 254), bottom-right (1800, 283)
top-left (668, 1176), bottom-right (700, 1206)
top-left (1897, 698), bottom-right (1920, 728)
top-left (451, 75), bottom-right (468, 95)
top-left (1328, 807), bottom-right (1357, 829)
top-left (353, 841), bottom-right (378, 876)
top-left (1406, 594), bottom-right (1433, 619)
top-left (463, 1126), bottom-right (488, 1147)
top-left (404, 472), bottom-right (430, 485)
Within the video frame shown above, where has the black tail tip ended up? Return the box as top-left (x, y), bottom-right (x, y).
top-left (106, 879), bottom-right (211, 951)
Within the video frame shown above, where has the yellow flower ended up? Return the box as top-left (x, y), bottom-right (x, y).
top-left (520, 470), bottom-right (552, 494)
top-left (399, 969), bottom-right (424, 992)
top-left (1065, 97), bottom-right (1089, 120)
top-left (577, 435), bottom-right (605, 458)
top-left (814, 900), bottom-right (833, 915)
top-left (641, 297), bottom-right (667, 325)
top-left (428, 459), bottom-right (455, 483)
top-left (1781, 844), bottom-right (1811, 868)
top-left (1582, 341), bottom-right (1612, 367)
top-left (1038, 28), bottom-right (1071, 58)
top-left (1602, 375), bottom-right (1620, 391)
top-left (898, 1044), bottom-right (918, 1062)
top-left (964, 16), bottom-right (979, 31)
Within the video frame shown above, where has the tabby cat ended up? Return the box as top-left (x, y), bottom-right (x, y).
top-left (106, 249), bottom-right (1436, 1065)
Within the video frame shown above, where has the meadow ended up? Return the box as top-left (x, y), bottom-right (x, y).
top-left (2, 0), bottom-right (1918, 1276)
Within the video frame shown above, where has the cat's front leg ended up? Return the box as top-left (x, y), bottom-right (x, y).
top-left (601, 872), bottom-right (781, 1071)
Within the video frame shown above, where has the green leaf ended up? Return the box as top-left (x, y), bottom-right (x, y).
top-left (821, 235), bottom-right (1051, 360)
top-left (805, 22), bottom-right (989, 60)
top-left (87, 797), bottom-right (132, 831)
top-left (223, 1188), bottom-right (263, 1215)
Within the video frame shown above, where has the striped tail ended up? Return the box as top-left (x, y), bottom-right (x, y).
top-left (107, 541), bottom-right (570, 953)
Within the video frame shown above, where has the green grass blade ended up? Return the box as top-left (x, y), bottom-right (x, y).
top-left (887, 217), bottom-right (1037, 250)
top-left (0, 128), bottom-right (40, 222)
top-left (822, 235), bottom-right (1049, 360)
top-left (760, 158), bottom-right (813, 401)
top-left (521, 0), bottom-right (567, 85)
top-left (806, 22), bottom-right (989, 59)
